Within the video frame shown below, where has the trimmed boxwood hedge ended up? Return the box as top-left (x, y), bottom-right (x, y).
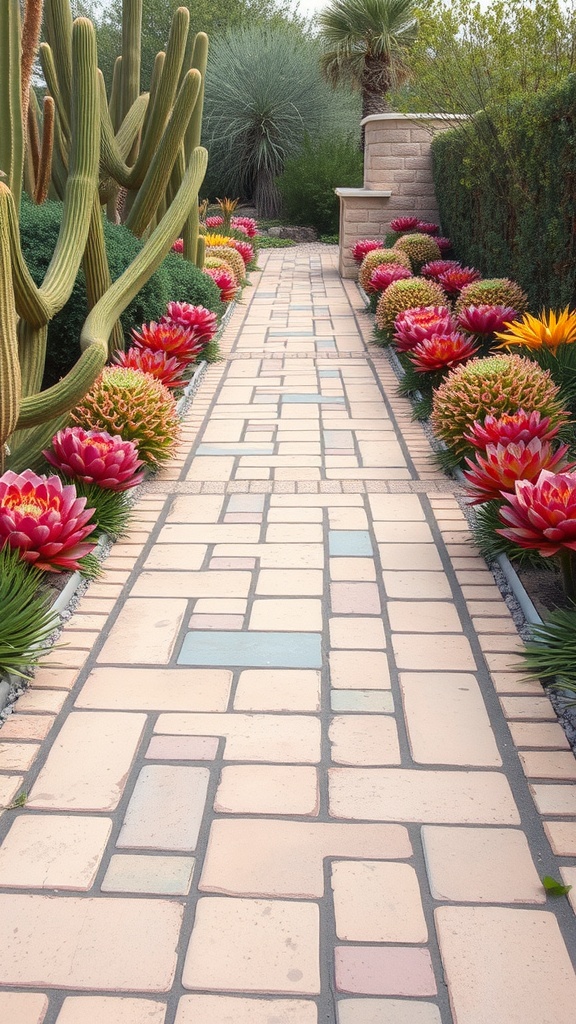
top-left (432, 76), bottom-right (576, 310)
top-left (19, 197), bottom-right (222, 386)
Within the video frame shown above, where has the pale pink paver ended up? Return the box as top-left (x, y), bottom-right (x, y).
top-left (331, 860), bottom-right (427, 942)
top-left (174, 995), bottom-right (318, 1023)
top-left (0, 815), bottom-right (112, 889)
top-left (55, 997), bottom-right (167, 1023)
top-left (0, 992), bottom-right (49, 1024)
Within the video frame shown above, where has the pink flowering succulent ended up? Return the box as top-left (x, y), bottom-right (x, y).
top-left (497, 469), bottom-right (576, 556)
top-left (421, 260), bottom-right (461, 281)
top-left (43, 427), bottom-right (146, 491)
top-left (435, 237), bottom-right (453, 252)
top-left (171, 238), bottom-right (184, 253)
top-left (113, 347), bottom-right (188, 389)
top-left (367, 263), bottom-right (412, 295)
top-left (415, 221), bottom-right (439, 235)
top-left (351, 239), bottom-right (383, 263)
top-left (463, 439), bottom-right (574, 504)
top-left (437, 266), bottom-right (482, 297)
top-left (408, 332), bottom-right (479, 373)
top-left (0, 469), bottom-right (96, 572)
top-left (161, 302), bottom-right (218, 347)
top-left (457, 304), bottom-right (520, 337)
top-left (205, 215), bottom-right (224, 228)
top-left (389, 217), bottom-right (419, 233)
top-left (231, 216), bottom-right (257, 237)
top-left (393, 305), bottom-right (455, 352)
top-left (131, 322), bottom-right (205, 364)
top-left (205, 266), bottom-right (237, 303)
top-left (229, 238), bottom-right (254, 266)
top-left (464, 409), bottom-right (563, 452)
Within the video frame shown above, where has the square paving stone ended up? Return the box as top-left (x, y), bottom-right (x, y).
top-left (335, 946), bottom-right (436, 996)
top-left (422, 826), bottom-right (545, 903)
top-left (182, 897), bottom-right (320, 994)
top-left (337, 999), bottom-right (441, 1024)
top-left (0, 815), bottom-right (112, 890)
top-left (329, 716), bottom-right (401, 766)
top-left (55, 997), bottom-right (167, 1023)
top-left (332, 861), bottom-right (427, 942)
top-left (0, 992), bottom-right (49, 1023)
top-left (117, 766), bottom-right (210, 851)
top-left (178, 631), bottom-right (322, 668)
top-left (331, 691), bottom-right (394, 713)
top-left (102, 854), bottom-right (195, 895)
top-left (214, 765), bottom-right (319, 815)
top-left (175, 995), bottom-right (318, 1024)
top-left (329, 531), bottom-right (373, 557)
top-left (0, 895), bottom-right (182, 990)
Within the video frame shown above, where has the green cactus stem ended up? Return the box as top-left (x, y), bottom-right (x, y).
top-left (44, 0), bottom-right (73, 125)
top-left (120, 0), bottom-right (142, 124)
top-left (0, 0), bottom-right (24, 210)
top-left (0, 185), bottom-right (21, 471)
top-left (182, 32), bottom-right (208, 264)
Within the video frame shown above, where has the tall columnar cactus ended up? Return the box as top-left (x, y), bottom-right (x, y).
top-left (1, 0), bottom-right (209, 470)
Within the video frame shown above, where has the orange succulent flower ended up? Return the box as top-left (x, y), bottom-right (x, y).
top-left (495, 308), bottom-right (576, 351)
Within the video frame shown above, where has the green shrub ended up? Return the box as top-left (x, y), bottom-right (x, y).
top-left (278, 135), bottom-right (363, 236)
top-left (19, 198), bottom-right (221, 385)
top-left (432, 76), bottom-right (576, 309)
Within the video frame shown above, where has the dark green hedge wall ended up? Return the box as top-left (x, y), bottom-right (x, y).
top-left (432, 76), bottom-right (576, 310)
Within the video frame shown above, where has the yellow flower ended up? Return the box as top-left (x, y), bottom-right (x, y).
top-left (216, 197), bottom-right (240, 217)
top-left (205, 233), bottom-right (232, 247)
top-left (495, 308), bottom-right (576, 351)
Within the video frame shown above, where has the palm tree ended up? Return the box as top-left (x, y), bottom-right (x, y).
top-left (319, 0), bottom-right (419, 137)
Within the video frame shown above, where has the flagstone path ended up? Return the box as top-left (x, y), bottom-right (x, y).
top-left (0, 245), bottom-right (576, 1024)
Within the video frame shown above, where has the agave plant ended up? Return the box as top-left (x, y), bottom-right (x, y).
top-left (43, 427), bottom-right (145, 491)
top-left (522, 607), bottom-right (576, 689)
top-left (463, 439), bottom-right (574, 504)
top-left (0, 545), bottom-right (61, 676)
top-left (0, 469), bottom-right (96, 572)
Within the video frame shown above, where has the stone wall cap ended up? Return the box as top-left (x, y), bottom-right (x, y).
top-left (335, 188), bottom-right (392, 198)
top-left (361, 112), bottom-right (468, 126)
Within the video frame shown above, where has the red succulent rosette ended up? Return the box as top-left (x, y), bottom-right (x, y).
top-left (43, 426), bottom-right (146, 491)
top-left (171, 238), bottom-right (184, 253)
top-left (205, 216), bottom-right (224, 228)
top-left (408, 331), bottom-right (479, 373)
top-left (113, 348), bottom-right (187, 390)
top-left (231, 216), bottom-right (257, 237)
top-left (421, 260), bottom-right (461, 280)
top-left (367, 263), bottom-right (412, 294)
top-left (457, 304), bottom-right (519, 336)
top-left (229, 238), bottom-right (254, 266)
top-left (162, 302), bottom-right (218, 346)
top-left (497, 469), bottom-right (576, 555)
top-left (437, 266), bottom-right (481, 296)
top-left (131, 322), bottom-right (205, 364)
top-left (435, 236), bottom-right (453, 252)
top-left (463, 439), bottom-right (574, 504)
top-left (351, 239), bottom-right (383, 263)
top-left (205, 267), bottom-right (237, 303)
top-left (393, 305), bottom-right (455, 352)
top-left (389, 217), bottom-right (419, 233)
top-left (464, 409), bottom-right (563, 451)
top-left (0, 469), bottom-right (97, 571)
top-left (415, 220), bottom-right (439, 235)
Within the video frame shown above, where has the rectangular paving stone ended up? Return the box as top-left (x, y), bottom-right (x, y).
top-left (331, 690), bottom-right (394, 713)
top-left (0, 742), bottom-right (40, 771)
top-left (178, 631), bottom-right (322, 668)
top-left (0, 714), bottom-right (55, 741)
top-left (379, 544), bottom-right (443, 571)
top-left (234, 669), bottom-right (321, 711)
top-left (329, 618), bottom-right (386, 650)
top-left (330, 716), bottom-right (401, 766)
top-left (102, 854), bottom-right (195, 895)
top-left (55, 997), bottom-right (167, 1023)
top-left (329, 768), bottom-right (520, 824)
top-left (435, 906), bottom-right (576, 1024)
top-left (0, 894), bottom-right (182, 990)
top-left (28, 712), bottom-right (146, 811)
top-left (182, 897), bottom-right (320, 994)
top-left (422, 826), bottom-right (544, 903)
top-left (249, 598), bottom-right (322, 631)
top-left (331, 583), bottom-right (381, 615)
top-left (382, 571), bottom-right (453, 600)
top-left (330, 652), bottom-right (390, 689)
top-left (332, 861), bottom-right (427, 942)
top-left (215, 765), bottom-right (319, 815)
top-left (530, 783), bottom-right (576, 815)
top-left (335, 947), bottom-right (436, 997)
top-left (399, 673), bottom-right (501, 766)
top-left (175, 995), bottom-right (317, 1024)
top-left (117, 765), bottom-right (210, 851)
top-left (76, 667), bottom-right (233, 711)
top-left (393, 634), bottom-right (476, 671)
top-left (0, 993), bottom-right (49, 1024)
top-left (97, 599), bottom-right (187, 664)
top-left (329, 531), bottom-right (373, 556)
top-left (0, 815), bottom-right (112, 890)
top-left (337, 1000), bottom-right (441, 1024)
top-left (543, 820), bottom-right (576, 856)
top-left (155, 712), bottom-right (321, 763)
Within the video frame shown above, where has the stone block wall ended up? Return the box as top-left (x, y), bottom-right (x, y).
top-left (338, 113), bottom-right (466, 278)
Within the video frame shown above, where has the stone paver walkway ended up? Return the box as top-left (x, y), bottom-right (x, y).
top-left (1, 246), bottom-right (576, 1024)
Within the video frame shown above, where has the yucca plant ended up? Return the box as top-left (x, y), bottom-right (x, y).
top-left (64, 480), bottom-right (134, 541)
top-left (522, 606), bottom-right (576, 692)
top-left (0, 546), bottom-right (60, 677)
